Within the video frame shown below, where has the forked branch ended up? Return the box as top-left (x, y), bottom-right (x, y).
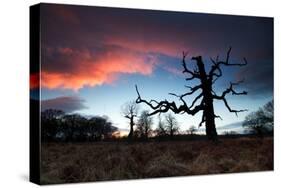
top-left (213, 81), bottom-right (248, 116)
top-left (209, 47), bottom-right (247, 82)
top-left (182, 51), bottom-right (201, 81)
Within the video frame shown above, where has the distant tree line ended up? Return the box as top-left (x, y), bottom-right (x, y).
top-left (41, 100), bottom-right (273, 142)
top-left (41, 109), bottom-right (117, 142)
top-left (243, 100), bottom-right (273, 138)
top-left (123, 99), bottom-right (274, 141)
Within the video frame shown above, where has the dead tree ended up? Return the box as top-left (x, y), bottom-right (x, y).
top-left (136, 110), bottom-right (153, 140)
top-left (155, 115), bottom-right (167, 137)
top-left (135, 47), bottom-right (247, 142)
top-left (121, 101), bottom-right (139, 140)
top-left (165, 113), bottom-right (179, 139)
top-left (188, 125), bottom-right (197, 135)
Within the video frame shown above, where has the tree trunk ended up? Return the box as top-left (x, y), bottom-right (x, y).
top-left (204, 100), bottom-right (218, 142)
top-left (128, 117), bottom-right (134, 140)
top-left (202, 85), bottom-right (218, 142)
top-left (196, 56), bottom-right (218, 142)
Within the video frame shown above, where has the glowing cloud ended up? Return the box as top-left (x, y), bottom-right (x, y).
top-left (40, 46), bottom-right (157, 90)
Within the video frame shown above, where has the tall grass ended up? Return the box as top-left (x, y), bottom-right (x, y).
top-left (41, 137), bottom-right (273, 184)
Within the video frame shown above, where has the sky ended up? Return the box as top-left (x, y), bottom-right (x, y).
top-left (30, 3), bottom-right (273, 133)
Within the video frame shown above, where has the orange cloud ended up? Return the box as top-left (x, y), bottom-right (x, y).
top-left (41, 47), bottom-right (157, 90)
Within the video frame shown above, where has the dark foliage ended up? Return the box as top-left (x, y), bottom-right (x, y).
top-left (243, 100), bottom-right (274, 138)
top-left (134, 110), bottom-right (153, 140)
top-left (41, 109), bottom-right (117, 142)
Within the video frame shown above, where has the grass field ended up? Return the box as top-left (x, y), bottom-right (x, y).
top-left (41, 137), bottom-right (273, 184)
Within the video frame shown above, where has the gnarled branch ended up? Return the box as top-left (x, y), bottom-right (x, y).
top-left (213, 81), bottom-right (248, 116)
top-left (189, 93), bottom-right (203, 109)
top-left (182, 51), bottom-right (200, 81)
top-left (208, 47), bottom-right (247, 83)
top-left (199, 112), bottom-right (206, 127)
top-left (168, 92), bottom-right (188, 108)
top-left (219, 48), bottom-right (247, 66)
top-left (181, 84), bottom-right (202, 98)
top-left (213, 80), bottom-right (247, 99)
top-left (214, 114), bottom-right (223, 120)
top-left (169, 84), bottom-right (203, 109)
top-left (222, 97), bottom-right (248, 116)
top-left (136, 85), bottom-right (204, 116)
top-left (209, 57), bottom-right (222, 79)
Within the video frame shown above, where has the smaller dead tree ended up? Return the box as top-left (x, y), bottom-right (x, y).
top-left (165, 113), bottom-right (179, 139)
top-left (188, 125), bottom-right (197, 135)
top-left (136, 110), bottom-right (153, 140)
top-left (155, 115), bottom-right (167, 137)
top-left (121, 101), bottom-right (139, 140)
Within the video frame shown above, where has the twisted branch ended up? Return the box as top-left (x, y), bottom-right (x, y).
top-left (213, 81), bottom-right (248, 116)
top-left (208, 47), bottom-right (247, 83)
top-left (136, 85), bottom-right (204, 116)
top-left (182, 51), bottom-right (201, 81)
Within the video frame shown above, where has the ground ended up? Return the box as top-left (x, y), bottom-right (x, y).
top-left (41, 137), bottom-right (273, 184)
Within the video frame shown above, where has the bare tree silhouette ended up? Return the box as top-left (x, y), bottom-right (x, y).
top-left (188, 125), bottom-right (197, 135)
top-left (136, 110), bottom-right (153, 140)
top-left (165, 113), bottom-right (179, 139)
top-left (121, 101), bottom-right (139, 140)
top-left (155, 115), bottom-right (167, 137)
top-left (135, 47), bottom-right (247, 142)
top-left (243, 100), bottom-right (273, 139)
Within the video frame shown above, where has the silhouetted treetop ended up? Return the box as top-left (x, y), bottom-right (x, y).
top-left (243, 100), bottom-right (273, 138)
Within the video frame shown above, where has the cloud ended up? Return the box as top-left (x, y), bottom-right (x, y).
top-left (236, 59), bottom-right (273, 97)
top-left (216, 122), bottom-right (244, 134)
top-left (40, 4), bottom-right (273, 91)
top-left (162, 66), bottom-right (183, 76)
top-left (41, 96), bottom-right (87, 113)
top-left (104, 35), bottom-right (189, 58)
top-left (40, 45), bottom-right (157, 90)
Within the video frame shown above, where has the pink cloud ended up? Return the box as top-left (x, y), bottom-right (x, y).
top-left (40, 46), bottom-right (157, 90)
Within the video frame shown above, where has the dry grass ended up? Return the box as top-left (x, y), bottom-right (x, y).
top-left (40, 137), bottom-right (273, 184)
